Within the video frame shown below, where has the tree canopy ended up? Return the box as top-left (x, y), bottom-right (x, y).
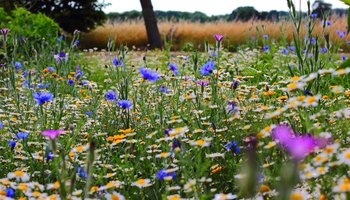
top-left (0, 0), bottom-right (107, 33)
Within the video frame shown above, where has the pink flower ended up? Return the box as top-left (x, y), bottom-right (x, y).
top-left (272, 125), bottom-right (319, 160)
top-left (214, 34), bottom-right (224, 42)
top-left (1, 28), bottom-right (10, 36)
top-left (41, 130), bottom-right (65, 140)
top-left (195, 79), bottom-right (209, 86)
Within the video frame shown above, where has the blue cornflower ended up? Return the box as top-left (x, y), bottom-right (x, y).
top-left (0, 121), bottom-right (2, 129)
top-left (112, 58), bottom-right (123, 67)
top-left (105, 90), bottom-right (117, 101)
top-left (54, 51), bottom-right (68, 62)
top-left (47, 151), bottom-right (53, 160)
top-left (33, 91), bottom-right (53, 105)
top-left (311, 13), bottom-right (317, 18)
top-left (77, 166), bottom-right (88, 178)
top-left (263, 34), bottom-right (268, 39)
top-left (9, 140), bottom-right (16, 149)
top-left (117, 100), bottom-right (132, 109)
top-left (310, 37), bottom-right (315, 44)
top-left (288, 46), bottom-right (295, 51)
top-left (326, 20), bottom-right (332, 26)
top-left (171, 139), bottom-right (181, 152)
top-left (232, 81), bottom-right (239, 90)
top-left (46, 67), bottom-right (55, 72)
top-left (73, 40), bottom-right (79, 47)
top-left (342, 55), bottom-right (347, 61)
top-left (263, 45), bottom-right (270, 52)
top-left (37, 83), bottom-right (50, 89)
top-left (157, 169), bottom-right (176, 180)
top-left (139, 67), bottom-right (160, 81)
top-left (16, 132), bottom-right (29, 139)
top-left (200, 60), bottom-right (215, 76)
top-left (57, 35), bottom-right (64, 42)
top-left (15, 61), bottom-right (23, 69)
top-left (6, 188), bottom-right (15, 198)
top-left (68, 79), bottom-right (74, 85)
top-left (281, 48), bottom-right (288, 55)
top-left (225, 140), bottom-right (240, 154)
top-left (158, 86), bottom-right (170, 93)
top-left (81, 80), bottom-right (88, 85)
top-left (168, 62), bottom-right (178, 75)
top-left (321, 48), bottom-right (327, 53)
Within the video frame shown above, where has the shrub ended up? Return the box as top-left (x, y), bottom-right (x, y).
top-left (0, 7), bottom-right (59, 40)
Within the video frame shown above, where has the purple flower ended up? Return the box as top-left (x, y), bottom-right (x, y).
top-left (41, 129), bottom-right (65, 140)
top-left (33, 91), bottom-right (53, 105)
top-left (272, 124), bottom-right (319, 160)
top-left (214, 34), bottom-right (224, 42)
top-left (158, 86), bottom-right (170, 93)
top-left (311, 13), bottom-right (317, 18)
top-left (0, 28), bottom-right (10, 35)
top-left (342, 55), bottom-right (347, 61)
top-left (200, 60), bottom-right (215, 76)
top-left (117, 100), bottom-right (132, 109)
top-left (168, 62), bottom-right (178, 75)
top-left (263, 34), bottom-right (269, 39)
top-left (321, 48), bottom-right (327, 53)
top-left (196, 79), bottom-right (209, 86)
top-left (139, 67), bottom-right (160, 81)
top-left (105, 90), bottom-right (117, 101)
top-left (326, 20), bottom-right (332, 26)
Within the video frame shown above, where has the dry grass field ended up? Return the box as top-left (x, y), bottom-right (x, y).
top-left (80, 17), bottom-right (350, 51)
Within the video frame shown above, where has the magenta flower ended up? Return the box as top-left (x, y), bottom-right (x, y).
top-left (272, 124), bottom-right (318, 160)
top-left (41, 130), bottom-right (65, 140)
top-left (195, 79), bottom-right (209, 86)
top-left (214, 34), bottom-right (224, 42)
top-left (0, 28), bottom-right (10, 36)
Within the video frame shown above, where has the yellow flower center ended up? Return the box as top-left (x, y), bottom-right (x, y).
top-left (137, 179), bottom-right (145, 185)
top-left (345, 152), bottom-right (350, 159)
top-left (111, 194), bottom-right (120, 200)
top-left (14, 170), bottom-right (24, 177)
top-left (196, 139), bottom-right (205, 146)
top-left (290, 193), bottom-right (303, 200)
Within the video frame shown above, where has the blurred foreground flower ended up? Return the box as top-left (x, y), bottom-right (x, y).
top-left (41, 129), bottom-right (65, 140)
top-left (272, 124), bottom-right (324, 160)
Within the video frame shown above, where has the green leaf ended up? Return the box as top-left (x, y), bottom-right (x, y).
top-left (339, 58), bottom-right (350, 69)
top-left (340, 0), bottom-right (350, 6)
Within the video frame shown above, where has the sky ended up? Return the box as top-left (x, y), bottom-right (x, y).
top-left (102, 0), bottom-right (347, 16)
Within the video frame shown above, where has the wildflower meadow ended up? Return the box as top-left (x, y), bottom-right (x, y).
top-left (0, 0), bottom-right (350, 199)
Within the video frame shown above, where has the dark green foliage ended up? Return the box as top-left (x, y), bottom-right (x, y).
top-left (0, 7), bottom-right (59, 39)
top-left (0, 0), bottom-right (107, 33)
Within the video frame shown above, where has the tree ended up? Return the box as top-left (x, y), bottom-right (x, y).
top-left (229, 7), bottom-right (259, 21)
top-left (140, 0), bottom-right (162, 49)
top-left (312, 0), bottom-right (332, 18)
top-left (0, 0), bottom-right (107, 33)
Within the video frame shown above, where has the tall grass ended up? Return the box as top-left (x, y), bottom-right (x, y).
top-left (80, 17), bottom-right (350, 51)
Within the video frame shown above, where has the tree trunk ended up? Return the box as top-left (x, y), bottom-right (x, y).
top-left (140, 0), bottom-right (162, 49)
